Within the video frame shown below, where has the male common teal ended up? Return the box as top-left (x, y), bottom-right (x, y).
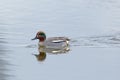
top-left (32, 31), bottom-right (70, 49)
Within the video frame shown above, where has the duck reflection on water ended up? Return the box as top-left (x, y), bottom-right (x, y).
top-left (34, 45), bottom-right (70, 62)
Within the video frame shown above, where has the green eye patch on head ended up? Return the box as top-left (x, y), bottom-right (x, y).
top-left (39, 32), bottom-right (45, 36)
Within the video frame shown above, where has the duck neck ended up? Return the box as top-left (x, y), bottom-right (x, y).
top-left (38, 41), bottom-right (46, 49)
top-left (39, 41), bottom-right (44, 44)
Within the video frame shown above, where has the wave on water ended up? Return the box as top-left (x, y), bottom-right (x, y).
top-left (71, 33), bottom-right (120, 48)
top-left (0, 32), bottom-right (13, 80)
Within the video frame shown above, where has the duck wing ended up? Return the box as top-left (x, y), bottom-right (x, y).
top-left (52, 40), bottom-right (65, 43)
top-left (47, 37), bottom-right (69, 43)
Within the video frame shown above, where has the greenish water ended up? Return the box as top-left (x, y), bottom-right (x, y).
top-left (1, 0), bottom-right (120, 80)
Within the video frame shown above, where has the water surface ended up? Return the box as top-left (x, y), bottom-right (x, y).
top-left (1, 0), bottom-right (120, 80)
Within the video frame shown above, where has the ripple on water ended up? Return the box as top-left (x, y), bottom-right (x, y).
top-left (0, 32), bottom-right (13, 80)
top-left (71, 33), bottom-right (120, 48)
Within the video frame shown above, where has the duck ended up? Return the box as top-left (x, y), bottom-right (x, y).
top-left (32, 31), bottom-right (70, 49)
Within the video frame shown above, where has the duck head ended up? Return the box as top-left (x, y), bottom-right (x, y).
top-left (32, 31), bottom-right (46, 42)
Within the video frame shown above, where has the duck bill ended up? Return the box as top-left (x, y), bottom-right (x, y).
top-left (31, 37), bottom-right (37, 40)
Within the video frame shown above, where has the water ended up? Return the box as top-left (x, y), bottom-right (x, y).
top-left (1, 0), bottom-right (120, 80)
